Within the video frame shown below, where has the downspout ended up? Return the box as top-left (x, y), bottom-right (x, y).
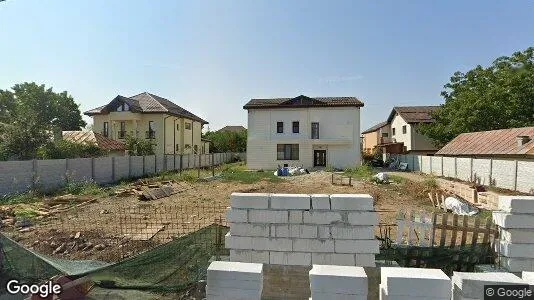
top-left (191, 121), bottom-right (194, 154)
top-left (173, 118), bottom-right (177, 155)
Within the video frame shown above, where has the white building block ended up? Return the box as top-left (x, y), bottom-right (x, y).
top-left (271, 224), bottom-right (318, 238)
top-left (230, 250), bottom-right (269, 264)
top-left (269, 251), bottom-right (311, 265)
top-left (206, 287), bottom-right (261, 300)
top-left (501, 228), bottom-right (534, 243)
top-left (303, 211), bottom-right (343, 224)
top-left (452, 272), bottom-right (526, 299)
top-left (330, 225), bottom-right (375, 240)
top-left (500, 257), bottom-right (534, 272)
top-left (310, 292), bottom-right (367, 300)
top-left (230, 223), bottom-right (269, 237)
top-left (311, 253), bottom-right (355, 266)
top-left (492, 212), bottom-right (534, 229)
top-left (293, 238), bottom-right (335, 252)
top-left (380, 284), bottom-right (450, 300)
top-left (270, 194), bottom-right (310, 209)
top-left (335, 240), bottom-right (380, 254)
top-left (317, 226), bottom-right (331, 238)
top-left (249, 210), bottom-right (288, 224)
top-left (522, 271), bottom-right (534, 284)
top-left (498, 196), bottom-right (534, 213)
top-left (309, 265), bottom-right (368, 295)
top-left (207, 261), bottom-right (263, 282)
top-left (348, 212), bottom-right (378, 225)
top-left (251, 237), bottom-right (293, 251)
top-left (231, 193), bottom-right (269, 209)
top-left (311, 194), bottom-right (331, 210)
top-left (330, 194), bottom-right (374, 211)
top-left (355, 254), bottom-right (376, 267)
top-left (497, 240), bottom-right (534, 258)
top-left (206, 278), bottom-right (262, 290)
top-left (381, 267), bottom-right (451, 298)
top-left (226, 208), bottom-right (247, 223)
top-left (225, 233), bottom-right (252, 250)
top-left (289, 210), bottom-right (303, 223)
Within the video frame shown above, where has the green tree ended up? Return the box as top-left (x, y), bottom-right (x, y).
top-left (0, 82), bottom-right (86, 160)
top-left (203, 129), bottom-right (247, 152)
top-left (419, 47), bottom-right (534, 146)
top-left (124, 135), bottom-right (155, 156)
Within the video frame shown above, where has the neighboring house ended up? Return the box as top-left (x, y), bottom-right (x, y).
top-left (217, 125), bottom-right (246, 133)
top-left (62, 131), bottom-right (126, 156)
top-left (436, 127), bottom-right (534, 159)
top-left (361, 121), bottom-right (389, 154)
top-left (201, 139), bottom-right (211, 154)
top-left (378, 106), bottom-right (439, 155)
top-left (84, 92), bottom-right (209, 155)
top-left (243, 95), bottom-right (364, 169)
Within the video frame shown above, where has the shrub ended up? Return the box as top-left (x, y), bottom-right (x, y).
top-left (37, 139), bottom-right (103, 159)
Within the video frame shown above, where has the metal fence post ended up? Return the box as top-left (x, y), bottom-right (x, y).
top-left (513, 160), bottom-right (518, 191)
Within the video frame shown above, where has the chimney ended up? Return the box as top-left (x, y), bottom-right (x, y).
top-left (517, 135), bottom-right (531, 148)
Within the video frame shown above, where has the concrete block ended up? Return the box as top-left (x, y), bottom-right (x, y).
top-left (271, 224), bottom-right (318, 238)
top-left (311, 253), bottom-right (355, 266)
top-left (500, 257), bottom-right (534, 272)
top-left (331, 226), bottom-right (375, 240)
top-left (492, 212), bottom-right (534, 229)
top-left (330, 194), bottom-right (374, 211)
top-left (309, 265), bottom-right (367, 295)
top-left (303, 211), bottom-right (343, 224)
top-left (381, 267), bottom-right (451, 297)
top-left (380, 284), bottom-right (450, 300)
top-left (497, 240), bottom-right (534, 258)
top-left (452, 271), bottom-right (526, 299)
top-left (335, 240), bottom-right (380, 254)
top-left (355, 254), bottom-right (376, 267)
top-left (269, 251), bottom-right (311, 266)
top-left (522, 271), bottom-right (534, 285)
top-left (498, 196), bottom-right (534, 213)
top-left (317, 226), bottom-right (331, 238)
top-left (249, 210), bottom-right (288, 224)
top-left (311, 194), bottom-right (330, 210)
top-left (271, 194), bottom-right (310, 209)
top-left (229, 250), bottom-right (269, 264)
top-left (501, 228), bottom-right (534, 243)
top-left (289, 210), bottom-right (303, 223)
top-left (251, 237), bottom-right (293, 251)
top-left (207, 261), bottom-right (263, 282)
top-left (293, 238), bottom-right (335, 252)
top-left (347, 212), bottom-right (378, 225)
top-left (310, 292), bottom-right (367, 300)
top-left (225, 233), bottom-right (252, 250)
top-left (231, 192), bottom-right (269, 209)
top-left (207, 278), bottom-right (262, 290)
top-left (206, 287), bottom-right (261, 299)
top-left (230, 223), bottom-right (269, 237)
top-left (226, 209), bottom-right (247, 223)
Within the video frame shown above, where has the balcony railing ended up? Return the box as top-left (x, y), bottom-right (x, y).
top-left (146, 130), bottom-right (156, 139)
top-left (380, 137), bottom-right (395, 144)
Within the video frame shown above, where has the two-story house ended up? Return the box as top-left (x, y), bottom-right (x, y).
top-left (243, 95), bottom-right (364, 170)
top-left (84, 92), bottom-right (208, 155)
top-left (361, 121), bottom-right (390, 154)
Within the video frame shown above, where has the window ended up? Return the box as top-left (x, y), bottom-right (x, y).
top-left (103, 122), bottom-right (109, 137)
top-left (392, 128), bottom-right (396, 136)
top-left (277, 144), bottom-right (299, 160)
top-left (175, 144), bottom-right (180, 152)
top-left (311, 122), bottom-right (319, 139)
top-left (381, 132), bottom-right (388, 137)
top-left (119, 121), bottom-right (126, 138)
top-left (147, 121), bottom-right (156, 139)
top-left (292, 121), bottom-right (299, 133)
top-left (185, 122), bottom-right (191, 130)
top-left (402, 125), bottom-right (407, 134)
top-left (276, 122), bottom-right (284, 133)
top-left (176, 124), bottom-right (180, 131)
top-left (116, 102), bottom-right (129, 112)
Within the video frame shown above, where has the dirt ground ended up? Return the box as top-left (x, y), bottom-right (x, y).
top-left (1, 170), bottom-right (436, 263)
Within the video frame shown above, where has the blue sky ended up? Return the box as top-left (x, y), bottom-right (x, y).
top-left (1, 1), bottom-right (533, 131)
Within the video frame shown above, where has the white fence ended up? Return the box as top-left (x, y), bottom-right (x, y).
top-left (0, 152), bottom-right (245, 197)
top-left (395, 155), bottom-right (534, 194)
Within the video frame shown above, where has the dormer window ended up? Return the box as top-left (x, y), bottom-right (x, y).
top-left (117, 103), bottom-right (130, 112)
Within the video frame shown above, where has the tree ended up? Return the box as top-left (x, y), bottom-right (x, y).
top-left (0, 82), bottom-right (86, 159)
top-left (203, 129), bottom-right (247, 153)
top-left (124, 135), bottom-right (155, 156)
top-left (418, 47), bottom-right (534, 146)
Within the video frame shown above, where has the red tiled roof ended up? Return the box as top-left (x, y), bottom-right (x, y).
top-left (217, 125), bottom-right (246, 133)
top-left (436, 127), bottom-right (534, 156)
top-left (62, 131), bottom-right (126, 151)
top-left (387, 106), bottom-right (440, 123)
top-left (362, 121), bottom-right (388, 134)
top-left (243, 95), bottom-right (364, 109)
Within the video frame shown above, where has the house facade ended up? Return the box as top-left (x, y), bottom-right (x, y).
top-left (84, 92), bottom-right (208, 155)
top-left (243, 95), bottom-right (364, 170)
top-left (361, 121), bottom-right (390, 154)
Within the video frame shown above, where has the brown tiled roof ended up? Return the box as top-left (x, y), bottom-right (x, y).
top-left (217, 125), bottom-right (246, 133)
top-left (84, 92), bottom-right (208, 124)
top-left (243, 95), bottom-right (364, 109)
top-left (362, 121), bottom-right (388, 134)
top-left (62, 131), bottom-right (126, 151)
top-left (436, 127), bottom-right (534, 156)
top-left (387, 106), bottom-right (440, 123)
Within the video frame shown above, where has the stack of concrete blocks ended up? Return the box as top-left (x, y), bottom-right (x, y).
top-left (379, 267), bottom-right (451, 300)
top-left (452, 272), bottom-right (527, 300)
top-left (225, 193), bottom-right (379, 267)
top-left (308, 265), bottom-right (368, 300)
top-left (492, 196), bottom-right (534, 272)
top-left (206, 261), bottom-right (263, 300)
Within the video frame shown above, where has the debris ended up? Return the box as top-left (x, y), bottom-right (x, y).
top-left (444, 196), bottom-right (479, 216)
top-left (19, 227), bottom-right (32, 232)
top-left (100, 209), bottom-right (110, 214)
top-left (82, 242), bottom-right (93, 251)
top-left (124, 225), bottom-right (165, 241)
top-left (74, 231), bottom-right (81, 239)
top-left (94, 244), bottom-right (106, 251)
top-left (53, 242), bottom-right (66, 254)
top-left (372, 172), bottom-right (389, 184)
top-left (15, 219), bottom-right (32, 228)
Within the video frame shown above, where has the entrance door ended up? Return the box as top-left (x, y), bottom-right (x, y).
top-left (313, 150), bottom-right (326, 167)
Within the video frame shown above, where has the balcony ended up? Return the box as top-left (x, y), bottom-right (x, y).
top-left (146, 130), bottom-right (156, 139)
top-left (379, 137), bottom-right (396, 144)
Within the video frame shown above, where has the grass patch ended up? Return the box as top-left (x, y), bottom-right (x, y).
top-left (1, 191), bottom-right (42, 205)
top-left (389, 175), bottom-right (407, 184)
top-left (477, 209), bottom-right (493, 220)
top-left (221, 162), bottom-right (282, 184)
top-left (14, 207), bottom-right (39, 220)
top-left (423, 177), bottom-right (439, 189)
top-left (343, 165), bottom-right (375, 179)
top-left (60, 180), bottom-right (105, 196)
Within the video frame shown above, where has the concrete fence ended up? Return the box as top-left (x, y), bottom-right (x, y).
top-left (395, 155), bottom-right (534, 194)
top-left (0, 152), bottom-right (245, 197)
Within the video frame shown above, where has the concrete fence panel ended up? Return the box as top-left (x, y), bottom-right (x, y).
top-left (517, 161), bottom-right (534, 194)
top-left (155, 155), bottom-right (165, 173)
top-left (0, 160), bottom-right (33, 195)
top-left (442, 157), bottom-right (456, 178)
top-left (431, 156), bottom-right (443, 176)
top-left (421, 156), bottom-right (431, 174)
top-left (36, 159), bottom-right (67, 192)
top-left (93, 157), bottom-right (113, 184)
top-left (410, 155), bottom-right (420, 171)
top-left (114, 156), bottom-right (130, 181)
top-left (182, 154), bottom-right (191, 169)
top-left (456, 157), bottom-right (472, 182)
top-left (472, 158), bottom-right (492, 186)
top-left (66, 158), bottom-right (92, 183)
top-left (130, 156), bottom-right (144, 177)
top-left (165, 155), bottom-right (175, 171)
top-left (492, 159), bottom-right (517, 190)
top-left (144, 155), bottom-right (156, 175)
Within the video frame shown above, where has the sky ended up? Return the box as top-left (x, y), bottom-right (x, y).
top-left (1, 1), bottom-right (533, 132)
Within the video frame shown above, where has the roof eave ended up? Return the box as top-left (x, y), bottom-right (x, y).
top-left (243, 103), bottom-right (364, 110)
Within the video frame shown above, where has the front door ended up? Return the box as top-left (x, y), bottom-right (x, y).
top-left (313, 150), bottom-right (327, 167)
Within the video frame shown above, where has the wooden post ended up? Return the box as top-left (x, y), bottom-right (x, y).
top-left (128, 155), bottom-right (132, 178)
top-left (212, 153), bottom-right (215, 177)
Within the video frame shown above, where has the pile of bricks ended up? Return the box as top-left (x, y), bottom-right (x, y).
top-left (206, 261), bottom-right (263, 300)
top-left (380, 267), bottom-right (451, 300)
top-left (225, 193), bottom-right (379, 266)
top-left (309, 265), bottom-right (368, 300)
top-left (492, 196), bottom-right (534, 272)
top-left (452, 272), bottom-right (527, 300)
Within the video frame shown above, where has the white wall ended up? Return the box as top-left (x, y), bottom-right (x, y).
top-left (390, 114), bottom-right (411, 150)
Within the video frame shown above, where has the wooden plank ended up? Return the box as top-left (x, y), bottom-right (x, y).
top-left (482, 218), bottom-right (493, 244)
top-left (407, 211), bottom-right (414, 246)
top-left (439, 214), bottom-right (448, 247)
top-left (471, 218), bottom-right (481, 246)
top-left (450, 214), bottom-right (459, 247)
top-left (428, 192), bottom-right (436, 207)
top-left (430, 212), bottom-right (437, 247)
top-left (460, 216), bottom-right (469, 247)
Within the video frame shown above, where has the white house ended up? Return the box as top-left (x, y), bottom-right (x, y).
top-left (243, 95), bottom-right (364, 170)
